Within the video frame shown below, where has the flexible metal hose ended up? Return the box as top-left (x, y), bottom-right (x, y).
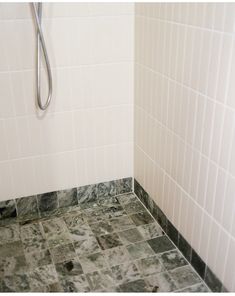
top-left (32, 3), bottom-right (52, 110)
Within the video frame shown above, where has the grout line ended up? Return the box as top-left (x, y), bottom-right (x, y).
top-left (135, 14), bottom-right (234, 37)
top-left (0, 141), bottom-right (133, 166)
top-left (0, 60), bottom-right (134, 75)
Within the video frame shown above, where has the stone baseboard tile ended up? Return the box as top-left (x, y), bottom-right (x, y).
top-left (0, 177), bottom-right (132, 224)
top-left (134, 179), bottom-right (227, 293)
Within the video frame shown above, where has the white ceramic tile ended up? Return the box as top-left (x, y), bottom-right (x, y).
top-left (221, 175), bottom-right (235, 231)
top-left (205, 161), bottom-right (217, 216)
top-left (223, 238), bottom-right (235, 291)
top-left (42, 3), bottom-right (90, 18)
top-left (206, 221), bottom-right (220, 270)
top-left (215, 228), bottom-right (230, 281)
top-left (219, 108), bottom-right (235, 171)
top-left (90, 63), bottom-right (133, 108)
top-left (213, 168), bottom-right (227, 225)
top-left (90, 3), bottom-right (134, 16)
top-left (199, 212), bottom-right (212, 263)
top-left (0, 121), bottom-right (8, 161)
top-left (0, 73), bottom-right (14, 119)
top-left (4, 118), bottom-right (21, 159)
top-left (0, 161), bottom-right (13, 201)
top-left (91, 16), bottom-right (133, 64)
top-left (0, 3), bottom-right (31, 20)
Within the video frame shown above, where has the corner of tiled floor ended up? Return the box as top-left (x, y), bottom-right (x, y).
top-left (0, 192), bottom-right (210, 292)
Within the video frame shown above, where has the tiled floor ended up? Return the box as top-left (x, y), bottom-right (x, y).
top-left (0, 193), bottom-right (210, 292)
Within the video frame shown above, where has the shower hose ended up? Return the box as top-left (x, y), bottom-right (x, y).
top-left (32, 3), bottom-right (52, 111)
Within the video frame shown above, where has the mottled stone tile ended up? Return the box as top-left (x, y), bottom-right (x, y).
top-left (169, 265), bottom-right (201, 290)
top-left (20, 223), bottom-right (47, 254)
top-left (97, 181), bottom-right (116, 198)
top-left (98, 196), bottom-right (120, 207)
top-left (42, 217), bottom-right (67, 235)
top-left (64, 211), bottom-right (86, 229)
top-left (26, 249), bottom-right (52, 268)
top-left (77, 184), bottom-right (97, 204)
top-left (83, 207), bottom-right (104, 224)
top-left (49, 205), bottom-right (81, 219)
top-left (1, 274), bottom-right (30, 292)
top-left (0, 200), bottom-right (16, 220)
top-left (123, 200), bottom-right (146, 214)
top-left (20, 221), bottom-right (44, 239)
top-left (137, 222), bottom-right (163, 240)
top-left (90, 220), bottom-right (114, 236)
top-left (79, 252), bottom-right (107, 273)
top-left (178, 282), bottom-right (210, 292)
top-left (86, 269), bottom-right (116, 291)
top-left (110, 215), bottom-right (135, 231)
top-left (148, 235), bottom-right (175, 254)
top-left (104, 246), bottom-right (132, 267)
top-left (204, 266), bottom-right (222, 292)
top-left (74, 237), bottom-right (101, 257)
top-left (60, 275), bottom-right (90, 292)
top-left (28, 264), bottom-right (58, 290)
top-left (0, 255), bottom-right (27, 277)
top-left (191, 249), bottom-right (206, 279)
top-left (0, 240), bottom-right (24, 258)
top-left (95, 286), bottom-right (117, 292)
top-left (47, 231), bottom-right (72, 248)
top-left (69, 223), bottom-right (94, 241)
top-left (126, 241), bottom-right (154, 260)
top-left (97, 233), bottom-right (123, 250)
top-left (134, 179), bottom-right (147, 202)
top-left (178, 234), bottom-right (192, 261)
top-left (102, 204), bottom-right (126, 219)
top-left (117, 279), bottom-right (149, 292)
top-left (80, 200), bottom-right (100, 210)
top-left (16, 196), bottom-right (39, 221)
top-left (118, 227), bottom-right (144, 245)
top-left (130, 211), bottom-right (154, 226)
top-left (110, 262), bottom-right (140, 285)
top-left (117, 193), bottom-right (138, 205)
top-left (159, 249), bottom-right (187, 271)
top-left (157, 207), bottom-right (168, 231)
top-left (55, 258), bottom-right (83, 277)
top-left (48, 282), bottom-right (64, 292)
top-left (0, 217), bottom-right (17, 227)
top-left (144, 272), bottom-right (178, 292)
top-left (57, 188), bottom-right (78, 208)
top-left (37, 191), bottom-right (58, 214)
top-left (167, 220), bottom-right (179, 246)
top-left (136, 255), bottom-right (165, 277)
top-left (0, 223), bottom-right (20, 244)
top-left (116, 177), bottom-right (132, 194)
top-left (50, 243), bottom-right (76, 263)
top-left (30, 285), bottom-right (51, 292)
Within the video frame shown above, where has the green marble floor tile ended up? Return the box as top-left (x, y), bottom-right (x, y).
top-left (126, 241), bottom-right (154, 260)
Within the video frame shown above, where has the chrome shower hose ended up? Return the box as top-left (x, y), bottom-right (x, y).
top-left (32, 3), bottom-right (52, 111)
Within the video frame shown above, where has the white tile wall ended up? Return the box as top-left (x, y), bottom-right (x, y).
top-left (135, 3), bottom-right (235, 291)
top-left (0, 3), bottom-right (134, 201)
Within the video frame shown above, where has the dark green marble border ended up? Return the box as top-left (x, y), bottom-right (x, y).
top-left (134, 179), bottom-right (227, 293)
top-left (0, 177), bottom-right (132, 225)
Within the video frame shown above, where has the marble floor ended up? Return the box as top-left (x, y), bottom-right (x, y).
top-left (0, 193), bottom-right (210, 292)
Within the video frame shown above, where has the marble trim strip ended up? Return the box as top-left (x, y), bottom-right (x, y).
top-left (0, 178), bottom-right (132, 224)
top-left (133, 179), bottom-right (227, 293)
